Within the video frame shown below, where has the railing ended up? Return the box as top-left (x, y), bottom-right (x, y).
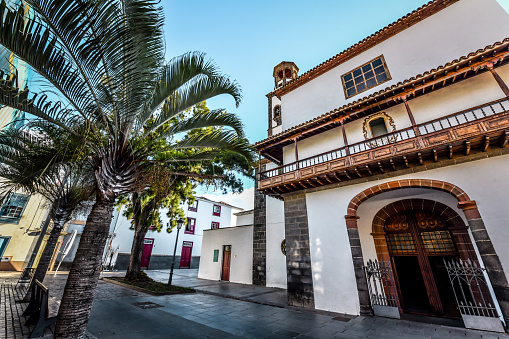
top-left (260, 98), bottom-right (509, 179)
top-left (364, 259), bottom-right (399, 309)
top-left (349, 127), bottom-right (415, 154)
top-left (444, 259), bottom-right (499, 318)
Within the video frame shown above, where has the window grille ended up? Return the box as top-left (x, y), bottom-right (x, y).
top-left (385, 233), bottom-right (416, 255)
top-left (341, 55), bottom-right (391, 98)
top-left (421, 231), bottom-right (456, 253)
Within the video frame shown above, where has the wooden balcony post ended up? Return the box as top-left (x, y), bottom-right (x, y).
top-left (401, 95), bottom-right (425, 148)
top-left (487, 62), bottom-right (509, 97)
top-left (340, 119), bottom-right (351, 165)
top-left (257, 150), bottom-right (261, 181)
top-left (294, 138), bottom-right (299, 169)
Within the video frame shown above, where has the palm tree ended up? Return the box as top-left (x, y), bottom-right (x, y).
top-left (0, 124), bottom-right (94, 300)
top-left (0, 1), bottom-right (250, 337)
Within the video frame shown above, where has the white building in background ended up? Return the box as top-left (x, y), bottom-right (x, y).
top-left (107, 196), bottom-right (242, 270)
top-left (199, 0), bottom-right (509, 332)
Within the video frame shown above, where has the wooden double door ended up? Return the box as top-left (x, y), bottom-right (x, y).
top-left (385, 210), bottom-right (461, 318)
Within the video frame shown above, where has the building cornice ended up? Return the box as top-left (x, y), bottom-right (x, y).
top-left (266, 0), bottom-right (460, 98)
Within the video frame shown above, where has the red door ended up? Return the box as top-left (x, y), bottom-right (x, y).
top-left (141, 238), bottom-right (154, 269)
top-left (221, 245), bottom-right (232, 281)
top-left (179, 241), bottom-right (193, 268)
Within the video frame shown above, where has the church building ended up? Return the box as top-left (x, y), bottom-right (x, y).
top-left (252, 0), bottom-right (509, 332)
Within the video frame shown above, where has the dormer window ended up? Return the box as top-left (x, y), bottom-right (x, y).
top-left (341, 55), bottom-right (391, 99)
top-left (369, 117), bottom-right (388, 137)
top-left (363, 112), bottom-right (396, 142)
top-left (285, 69), bottom-right (292, 78)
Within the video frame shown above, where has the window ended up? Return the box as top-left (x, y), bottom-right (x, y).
top-left (188, 200), bottom-right (198, 212)
top-left (185, 217), bottom-right (196, 234)
top-left (0, 236), bottom-right (10, 257)
top-left (341, 55), bottom-right (391, 98)
top-left (273, 105), bottom-right (281, 126)
top-left (211, 222), bottom-right (220, 229)
top-left (0, 193), bottom-right (30, 222)
top-left (369, 117), bottom-right (388, 137)
top-left (212, 205), bottom-right (221, 216)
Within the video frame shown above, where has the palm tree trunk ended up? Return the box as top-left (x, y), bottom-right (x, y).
top-left (54, 196), bottom-right (114, 339)
top-left (23, 220), bottom-right (60, 301)
top-left (23, 204), bottom-right (73, 301)
top-left (125, 221), bottom-right (147, 280)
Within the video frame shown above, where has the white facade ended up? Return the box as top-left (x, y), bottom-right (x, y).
top-left (254, 0), bottom-right (509, 330)
top-left (277, 0), bottom-right (509, 131)
top-left (108, 196), bottom-right (242, 269)
top-left (198, 225), bottom-right (253, 284)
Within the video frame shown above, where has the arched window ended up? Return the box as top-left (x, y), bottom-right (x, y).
top-left (278, 70), bottom-right (284, 79)
top-left (285, 68), bottom-right (292, 78)
top-left (369, 117), bottom-right (388, 137)
top-left (273, 105), bottom-right (282, 126)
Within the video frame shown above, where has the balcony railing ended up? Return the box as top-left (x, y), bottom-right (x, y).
top-left (260, 98), bottom-right (509, 182)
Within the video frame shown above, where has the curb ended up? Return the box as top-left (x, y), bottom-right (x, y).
top-left (102, 278), bottom-right (194, 296)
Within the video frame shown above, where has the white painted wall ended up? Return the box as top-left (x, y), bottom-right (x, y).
top-left (280, 0), bottom-right (509, 130)
top-left (283, 62), bottom-right (507, 166)
top-left (235, 211), bottom-right (253, 226)
top-left (266, 196), bottom-right (286, 289)
top-left (302, 154), bottom-right (509, 315)
top-left (198, 226), bottom-right (253, 284)
top-left (109, 197), bottom-right (242, 261)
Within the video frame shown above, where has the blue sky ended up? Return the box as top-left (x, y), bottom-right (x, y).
top-left (163, 0), bottom-right (509, 208)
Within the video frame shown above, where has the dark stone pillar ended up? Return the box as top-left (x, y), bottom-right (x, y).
top-left (345, 214), bottom-right (373, 316)
top-left (284, 193), bottom-right (315, 309)
top-left (253, 166), bottom-right (267, 286)
top-left (459, 201), bottom-right (509, 325)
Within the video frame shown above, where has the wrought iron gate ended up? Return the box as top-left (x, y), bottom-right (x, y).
top-left (364, 259), bottom-right (400, 318)
top-left (443, 259), bottom-right (504, 332)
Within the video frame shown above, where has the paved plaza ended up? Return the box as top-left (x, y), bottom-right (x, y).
top-left (1, 269), bottom-right (509, 338)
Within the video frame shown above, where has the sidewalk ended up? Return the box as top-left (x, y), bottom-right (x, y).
top-left (1, 269), bottom-right (509, 338)
top-left (143, 269), bottom-right (288, 308)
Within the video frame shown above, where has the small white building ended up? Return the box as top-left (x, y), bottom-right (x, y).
top-left (108, 196), bottom-right (242, 270)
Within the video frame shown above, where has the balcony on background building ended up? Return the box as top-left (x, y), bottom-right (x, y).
top-left (258, 97), bottom-right (509, 198)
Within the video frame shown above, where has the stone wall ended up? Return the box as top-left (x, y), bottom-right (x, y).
top-left (114, 254), bottom-right (200, 270)
top-left (253, 166), bottom-right (267, 286)
top-left (284, 193), bottom-right (315, 308)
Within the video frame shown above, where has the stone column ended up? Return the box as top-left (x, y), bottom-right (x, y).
top-left (284, 193), bottom-right (315, 308)
top-left (346, 215), bottom-right (373, 315)
top-left (458, 200), bottom-right (509, 325)
top-left (253, 166), bottom-right (267, 286)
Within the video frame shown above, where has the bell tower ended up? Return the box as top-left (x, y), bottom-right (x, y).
top-left (273, 61), bottom-right (299, 89)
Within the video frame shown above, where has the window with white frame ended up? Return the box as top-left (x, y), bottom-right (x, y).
top-left (185, 217), bottom-right (196, 234)
top-left (212, 204), bottom-right (221, 216)
top-left (188, 199), bottom-right (198, 212)
top-left (0, 194), bottom-right (30, 222)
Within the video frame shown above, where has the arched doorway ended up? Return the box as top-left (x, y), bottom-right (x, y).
top-left (383, 209), bottom-right (460, 317)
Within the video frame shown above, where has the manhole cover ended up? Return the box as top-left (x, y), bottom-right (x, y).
top-left (132, 302), bottom-right (164, 309)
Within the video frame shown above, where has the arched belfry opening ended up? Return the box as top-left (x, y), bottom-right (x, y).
top-left (273, 61), bottom-right (299, 89)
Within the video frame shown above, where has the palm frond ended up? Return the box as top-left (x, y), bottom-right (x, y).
top-left (172, 130), bottom-right (253, 160)
top-left (0, 1), bottom-right (97, 122)
top-left (159, 109), bottom-right (244, 139)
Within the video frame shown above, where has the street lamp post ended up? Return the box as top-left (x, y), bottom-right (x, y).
top-left (168, 217), bottom-right (184, 286)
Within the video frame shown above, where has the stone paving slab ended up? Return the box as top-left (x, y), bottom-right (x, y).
top-left (3, 269), bottom-right (509, 338)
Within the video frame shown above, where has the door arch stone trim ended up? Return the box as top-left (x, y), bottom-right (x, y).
top-left (343, 179), bottom-right (509, 324)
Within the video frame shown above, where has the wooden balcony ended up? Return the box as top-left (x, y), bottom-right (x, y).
top-left (258, 98), bottom-right (509, 198)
